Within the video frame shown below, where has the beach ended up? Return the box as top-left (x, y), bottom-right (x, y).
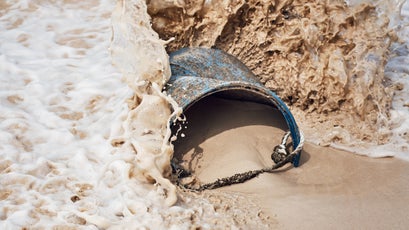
top-left (1, 0), bottom-right (409, 229)
top-left (223, 143), bottom-right (409, 229)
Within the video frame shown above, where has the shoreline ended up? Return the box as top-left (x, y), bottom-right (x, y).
top-left (221, 143), bottom-right (409, 229)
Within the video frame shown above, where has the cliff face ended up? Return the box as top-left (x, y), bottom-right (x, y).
top-left (148, 0), bottom-right (395, 146)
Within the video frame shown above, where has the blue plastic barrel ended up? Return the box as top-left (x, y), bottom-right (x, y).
top-left (165, 47), bottom-right (303, 166)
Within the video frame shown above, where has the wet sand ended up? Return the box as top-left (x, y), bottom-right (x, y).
top-left (225, 143), bottom-right (409, 229)
top-left (173, 96), bottom-right (409, 229)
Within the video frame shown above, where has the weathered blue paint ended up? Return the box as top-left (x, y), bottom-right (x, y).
top-left (165, 47), bottom-right (302, 167)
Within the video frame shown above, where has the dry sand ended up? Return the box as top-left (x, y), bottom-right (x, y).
top-left (173, 95), bottom-right (409, 229)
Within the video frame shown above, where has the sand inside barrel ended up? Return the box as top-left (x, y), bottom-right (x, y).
top-left (173, 96), bottom-right (409, 229)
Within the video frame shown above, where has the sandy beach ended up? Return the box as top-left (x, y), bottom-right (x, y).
top-left (173, 96), bottom-right (409, 229)
top-left (226, 144), bottom-right (409, 229)
top-left (2, 0), bottom-right (409, 228)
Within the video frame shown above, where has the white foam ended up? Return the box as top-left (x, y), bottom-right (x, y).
top-left (1, 0), bottom-right (261, 228)
top-left (0, 0), bottom-right (175, 228)
top-left (387, 0), bottom-right (409, 157)
top-left (335, 0), bottom-right (409, 159)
